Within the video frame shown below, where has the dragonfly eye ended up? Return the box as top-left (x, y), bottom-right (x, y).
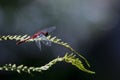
top-left (45, 32), bottom-right (48, 36)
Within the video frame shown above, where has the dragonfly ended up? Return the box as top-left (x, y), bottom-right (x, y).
top-left (16, 26), bottom-right (56, 50)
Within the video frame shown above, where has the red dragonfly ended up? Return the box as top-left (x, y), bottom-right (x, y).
top-left (16, 26), bottom-right (56, 50)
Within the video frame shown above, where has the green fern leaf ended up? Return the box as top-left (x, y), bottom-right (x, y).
top-left (0, 53), bottom-right (95, 74)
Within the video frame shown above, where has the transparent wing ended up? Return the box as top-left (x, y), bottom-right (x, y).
top-left (41, 26), bottom-right (56, 33)
top-left (41, 40), bottom-right (51, 46)
top-left (39, 34), bottom-right (51, 46)
top-left (35, 34), bottom-right (51, 50)
top-left (35, 37), bottom-right (41, 50)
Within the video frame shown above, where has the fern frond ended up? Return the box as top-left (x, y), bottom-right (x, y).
top-left (0, 53), bottom-right (95, 74)
top-left (0, 35), bottom-right (30, 41)
top-left (0, 57), bottom-right (63, 74)
top-left (64, 53), bottom-right (95, 74)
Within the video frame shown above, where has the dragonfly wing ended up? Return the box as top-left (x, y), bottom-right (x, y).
top-left (41, 26), bottom-right (56, 33)
top-left (39, 34), bottom-right (51, 46)
top-left (35, 39), bottom-right (41, 50)
top-left (41, 40), bottom-right (51, 46)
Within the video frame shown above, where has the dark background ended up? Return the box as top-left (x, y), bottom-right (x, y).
top-left (0, 0), bottom-right (120, 80)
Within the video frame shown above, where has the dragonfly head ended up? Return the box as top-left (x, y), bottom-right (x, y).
top-left (44, 32), bottom-right (48, 36)
top-left (40, 31), bottom-right (49, 36)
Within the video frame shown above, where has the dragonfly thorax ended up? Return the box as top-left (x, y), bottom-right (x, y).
top-left (32, 31), bottom-right (48, 39)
